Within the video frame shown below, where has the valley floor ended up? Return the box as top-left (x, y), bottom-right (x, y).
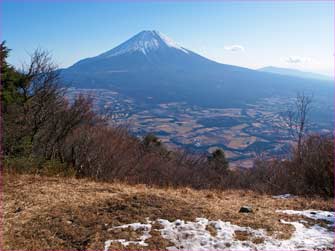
top-left (2, 173), bottom-right (334, 250)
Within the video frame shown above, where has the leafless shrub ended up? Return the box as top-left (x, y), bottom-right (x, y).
top-left (245, 133), bottom-right (333, 197)
top-left (284, 93), bottom-right (313, 161)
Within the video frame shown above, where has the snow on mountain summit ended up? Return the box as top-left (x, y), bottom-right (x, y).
top-left (100, 30), bottom-right (189, 58)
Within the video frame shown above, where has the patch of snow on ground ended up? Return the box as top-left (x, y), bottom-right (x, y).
top-left (104, 211), bottom-right (334, 251)
top-left (272, 194), bottom-right (297, 199)
top-left (277, 209), bottom-right (335, 226)
top-left (104, 219), bottom-right (152, 251)
top-left (158, 217), bottom-right (333, 250)
top-left (158, 218), bottom-right (266, 250)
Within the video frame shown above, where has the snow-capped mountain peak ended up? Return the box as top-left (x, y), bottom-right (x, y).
top-left (100, 30), bottom-right (189, 58)
top-left (153, 31), bottom-right (189, 53)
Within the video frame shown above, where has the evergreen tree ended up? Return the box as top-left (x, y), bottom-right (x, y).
top-left (208, 148), bottom-right (229, 173)
top-left (1, 41), bottom-right (23, 111)
top-left (142, 133), bottom-right (161, 147)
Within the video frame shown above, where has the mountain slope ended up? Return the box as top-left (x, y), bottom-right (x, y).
top-left (60, 31), bottom-right (333, 108)
top-left (259, 66), bottom-right (333, 81)
top-left (66, 30), bottom-right (216, 72)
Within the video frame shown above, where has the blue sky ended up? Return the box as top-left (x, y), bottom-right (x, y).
top-left (2, 1), bottom-right (334, 76)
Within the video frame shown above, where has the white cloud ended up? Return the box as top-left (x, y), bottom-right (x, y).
top-left (224, 45), bottom-right (245, 52)
top-left (283, 56), bottom-right (311, 64)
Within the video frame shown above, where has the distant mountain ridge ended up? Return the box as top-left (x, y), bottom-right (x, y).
top-left (60, 30), bottom-right (333, 108)
top-left (259, 66), bottom-right (333, 81)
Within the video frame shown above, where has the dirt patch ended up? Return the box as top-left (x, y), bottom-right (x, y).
top-left (206, 223), bottom-right (217, 237)
top-left (234, 230), bottom-right (265, 244)
top-left (234, 230), bottom-right (253, 241)
top-left (98, 193), bottom-right (209, 224)
top-left (146, 228), bottom-right (174, 250)
top-left (252, 237), bottom-right (265, 244)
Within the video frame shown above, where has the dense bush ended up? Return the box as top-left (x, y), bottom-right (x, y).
top-left (61, 124), bottom-right (228, 188)
top-left (4, 157), bottom-right (76, 177)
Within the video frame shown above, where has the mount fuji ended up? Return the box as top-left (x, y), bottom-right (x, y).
top-left (60, 30), bottom-right (333, 108)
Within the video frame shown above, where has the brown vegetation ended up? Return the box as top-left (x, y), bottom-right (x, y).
top-left (3, 173), bottom-right (333, 250)
top-left (242, 133), bottom-right (334, 197)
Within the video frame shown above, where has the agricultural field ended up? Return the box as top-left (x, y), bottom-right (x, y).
top-left (67, 88), bottom-right (332, 168)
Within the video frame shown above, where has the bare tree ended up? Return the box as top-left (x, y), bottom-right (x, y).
top-left (3, 49), bottom-right (62, 156)
top-left (4, 48), bottom-right (103, 161)
top-left (16, 49), bottom-right (64, 145)
top-left (285, 92), bottom-right (313, 162)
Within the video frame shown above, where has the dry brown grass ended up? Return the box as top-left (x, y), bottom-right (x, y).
top-left (3, 173), bottom-right (333, 250)
top-left (206, 223), bottom-right (217, 237)
top-left (234, 230), bottom-right (253, 241)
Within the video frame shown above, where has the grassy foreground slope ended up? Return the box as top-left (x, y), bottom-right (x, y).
top-left (3, 173), bottom-right (333, 250)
